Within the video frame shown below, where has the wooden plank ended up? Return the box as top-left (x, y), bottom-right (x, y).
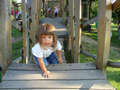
top-left (0, 0), bottom-right (12, 71)
top-left (2, 70), bottom-right (105, 80)
top-left (74, 0), bottom-right (82, 63)
top-left (107, 61), bottom-right (120, 68)
top-left (8, 63), bottom-right (96, 71)
top-left (83, 17), bottom-right (98, 27)
top-left (22, 0), bottom-right (29, 64)
top-left (30, 0), bottom-right (39, 45)
top-left (0, 80), bottom-right (114, 89)
top-left (112, 0), bottom-right (120, 11)
top-left (68, 0), bottom-right (74, 61)
top-left (96, 0), bottom-right (112, 71)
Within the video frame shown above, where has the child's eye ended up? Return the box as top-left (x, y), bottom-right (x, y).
top-left (48, 36), bottom-right (52, 39)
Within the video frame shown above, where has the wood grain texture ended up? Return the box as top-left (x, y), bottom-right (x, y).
top-left (0, 80), bottom-right (114, 89)
top-left (8, 63), bottom-right (96, 71)
top-left (2, 70), bottom-right (105, 80)
top-left (96, 0), bottom-right (112, 71)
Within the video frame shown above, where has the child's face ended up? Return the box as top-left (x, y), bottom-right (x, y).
top-left (41, 35), bottom-right (53, 47)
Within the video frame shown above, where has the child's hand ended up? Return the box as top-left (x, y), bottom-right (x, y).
top-left (43, 71), bottom-right (51, 78)
top-left (58, 58), bottom-right (63, 64)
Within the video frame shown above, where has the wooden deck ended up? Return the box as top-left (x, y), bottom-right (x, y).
top-left (0, 63), bottom-right (115, 90)
top-left (0, 18), bottom-right (115, 90)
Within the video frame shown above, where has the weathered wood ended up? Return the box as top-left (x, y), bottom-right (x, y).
top-left (3, 70), bottom-right (105, 80)
top-left (68, 0), bottom-right (74, 61)
top-left (60, 0), bottom-right (65, 20)
top-left (0, 0), bottom-right (12, 71)
top-left (112, 0), bottom-right (120, 11)
top-left (38, 0), bottom-right (42, 19)
top-left (0, 80), bottom-right (114, 89)
top-left (83, 17), bottom-right (98, 27)
top-left (30, 0), bottom-right (39, 45)
top-left (96, 0), bottom-right (112, 71)
top-left (8, 63), bottom-right (96, 71)
top-left (22, 0), bottom-right (29, 64)
top-left (74, 0), bottom-right (82, 63)
top-left (107, 61), bottom-right (120, 68)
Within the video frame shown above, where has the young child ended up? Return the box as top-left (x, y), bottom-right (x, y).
top-left (32, 24), bottom-right (63, 78)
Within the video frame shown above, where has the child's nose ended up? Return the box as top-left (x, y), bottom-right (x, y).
top-left (45, 38), bottom-right (50, 41)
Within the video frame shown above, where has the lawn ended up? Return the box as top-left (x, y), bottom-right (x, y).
top-left (83, 23), bottom-right (120, 47)
top-left (12, 40), bottom-right (23, 60)
top-left (12, 27), bottom-right (23, 60)
top-left (81, 23), bottom-right (120, 90)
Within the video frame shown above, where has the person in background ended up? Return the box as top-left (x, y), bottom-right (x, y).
top-left (54, 6), bottom-right (59, 17)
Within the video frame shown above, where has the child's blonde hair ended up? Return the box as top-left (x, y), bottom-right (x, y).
top-left (36, 23), bottom-right (57, 49)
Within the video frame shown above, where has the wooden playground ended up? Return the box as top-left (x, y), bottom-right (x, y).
top-left (0, 0), bottom-right (120, 89)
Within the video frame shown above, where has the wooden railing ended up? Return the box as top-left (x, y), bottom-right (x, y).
top-left (81, 50), bottom-right (120, 68)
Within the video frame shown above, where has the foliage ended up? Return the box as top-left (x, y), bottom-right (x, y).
top-left (81, 24), bottom-right (120, 89)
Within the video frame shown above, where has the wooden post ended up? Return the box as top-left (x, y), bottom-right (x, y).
top-left (30, 0), bottom-right (41, 62)
top-left (30, 0), bottom-right (39, 45)
top-left (0, 0), bottom-right (12, 71)
top-left (68, 0), bottom-right (74, 61)
top-left (22, 0), bottom-right (29, 64)
top-left (38, 0), bottom-right (42, 19)
top-left (96, 0), bottom-right (112, 71)
top-left (74, 0), bottom-right (82, 63)
top-left (60, 0), bottom-right (65, 20)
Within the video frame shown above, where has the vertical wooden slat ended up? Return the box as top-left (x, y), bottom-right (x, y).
top-left (30, 0), bottom-right (39, 45)
top-left (0, 0), bottom-right (12, 71)
top-left (22, 0), bottom-right (29, 64)
top-left (38, 0), bottom-right (42, 19)
top-left (60, 0), bottom-right (65, 20)
top-left (74, 0), bottom-right (82, 63)
top-left (30, 0), bottom-right (41, 62)
top-left (96, 0), bottom-right (112, 71)
top-left (68, 0), bottom-right (74, 61)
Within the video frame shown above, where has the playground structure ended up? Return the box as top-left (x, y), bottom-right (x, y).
top-left (0, 0), bottom-right (120, 89)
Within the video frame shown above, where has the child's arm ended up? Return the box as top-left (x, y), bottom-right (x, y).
top-left (38, 58), bottom-right (50, 77)
top-left (56, 50), bottom-right (63, 64)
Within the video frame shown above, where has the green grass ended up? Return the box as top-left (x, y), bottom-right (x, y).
top-left (81, 24), bottom-right (120, 89)
top-left (12, 28), bottom-right (22, 38)
top-left (12, 40), bottom-right (23, 60)
top-left (83, 24), bottom-right (120, 48)
top-left (12, 27), bottom-right (23, 60)
top-left (80, 53), bottom-right (94, 63)
top-left (107, 67), bottom-right (120, 90)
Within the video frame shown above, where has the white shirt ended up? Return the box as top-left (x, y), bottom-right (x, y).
top-left (32, 41), bottom-right (62, 58)
top-left (54, 8), bottom-right (59, 13)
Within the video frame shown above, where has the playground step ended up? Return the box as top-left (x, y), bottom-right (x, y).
top-left (0, 63), bottom-right (115, 90)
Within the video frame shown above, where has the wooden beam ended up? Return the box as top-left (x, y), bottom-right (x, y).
top-left (60, 0), bottom-right (66, 20)
top-left (38, 0), bottom-right (42, 19)
top-left (74, 0), bottom-right (82, 63)
top-left (68, 0), bottom-right (74, 61)
top-left (30, 0), bottom-right (39, 45)
top-left (112, 0), bottom-right (120, 11)
top-left (22, 0), bottom-right (29, 64)
top-left (0, 0), bottom-right (12, 72)
top-left (30, 0), bottom-right (41, 62)
top-left (107, 61), bottom-right (120, 68)
top-left (83, 16), bottom-right (98, 27)
top-left (96, 0), bottom-right (112, 71)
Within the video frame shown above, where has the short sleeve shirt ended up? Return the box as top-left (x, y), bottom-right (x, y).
top-left (32, 41), bottom-right (62, 58)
